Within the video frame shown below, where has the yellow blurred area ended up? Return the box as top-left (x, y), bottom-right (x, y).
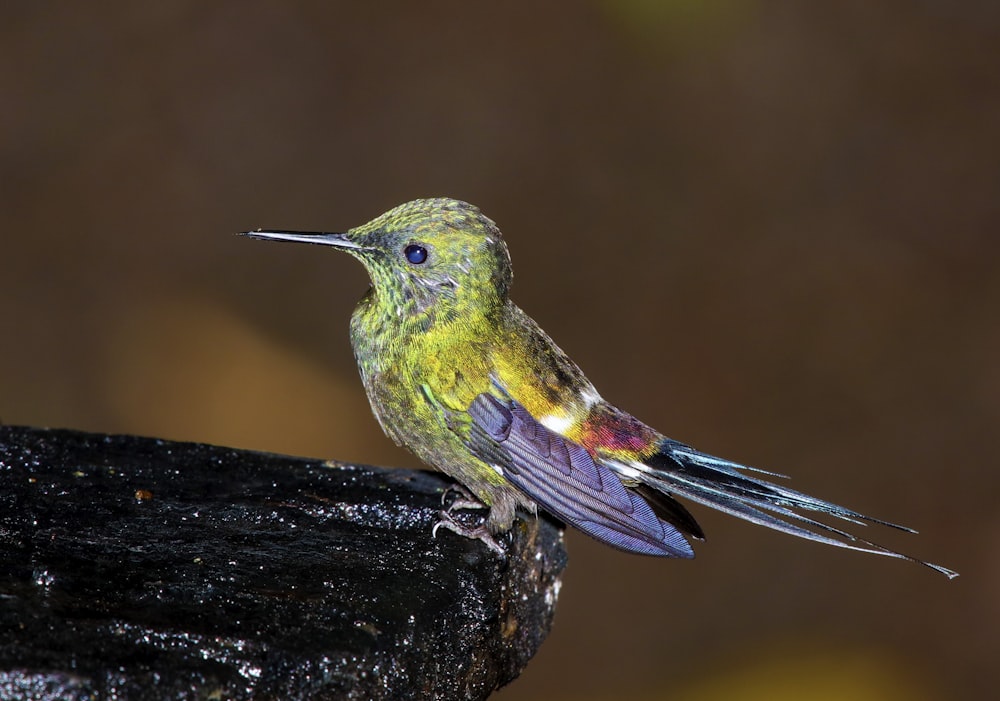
top-left (535, 643), bottom-right (937, 701)
top-left (100, 297), bottom-right (388, 462)
top-left (598, 0), bottom-right (752, 48)
top-left (664, 644), bottom-right (935, 701)
top-left (509, 639), bottom-right (945, 701)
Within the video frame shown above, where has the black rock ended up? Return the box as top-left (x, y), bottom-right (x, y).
top-left (0, 426), bottom-right (567, 700)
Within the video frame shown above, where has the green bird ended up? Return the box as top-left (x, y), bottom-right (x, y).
top-left (244, 198), bottom-right (956, 578)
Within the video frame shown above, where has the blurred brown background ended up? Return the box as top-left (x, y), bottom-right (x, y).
top-left (2, 2), bottom-right (996, 699)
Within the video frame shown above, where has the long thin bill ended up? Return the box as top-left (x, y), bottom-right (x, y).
top-left (241, 230), bottom-right (365, 250)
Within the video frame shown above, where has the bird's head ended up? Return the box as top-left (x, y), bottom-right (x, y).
top-left (245, 198), bottom-right (514, 321)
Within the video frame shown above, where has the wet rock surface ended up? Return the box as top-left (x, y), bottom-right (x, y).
top-left (0, 426), bottom-right (566, 700)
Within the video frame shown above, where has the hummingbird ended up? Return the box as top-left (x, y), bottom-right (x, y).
top-left (244, 198), bottom-right (956, 578)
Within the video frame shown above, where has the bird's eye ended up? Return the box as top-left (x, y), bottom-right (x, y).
top-left (404, 244), bottom-right (428, 265)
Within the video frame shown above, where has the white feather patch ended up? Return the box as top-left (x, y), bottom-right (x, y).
top-left (538, 413), bottom-right (575, 434)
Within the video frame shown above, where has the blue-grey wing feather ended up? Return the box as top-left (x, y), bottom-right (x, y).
top-left (467, 393), bottom-right (693, 558)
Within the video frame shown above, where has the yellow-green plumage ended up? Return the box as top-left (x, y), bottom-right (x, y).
top-left (244, 198), bottom-right (956, 576)
top-left (343, 200), bottom-right (595, 529)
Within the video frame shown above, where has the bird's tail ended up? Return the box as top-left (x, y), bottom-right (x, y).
top-left (626, 439), bottom-right (958, 578)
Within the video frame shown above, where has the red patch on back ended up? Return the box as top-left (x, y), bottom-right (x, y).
top-left (578, 405), bottom-right (657, 458)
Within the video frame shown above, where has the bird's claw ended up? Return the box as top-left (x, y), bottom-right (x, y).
top-left (432, 511), bottom-right (506, 556)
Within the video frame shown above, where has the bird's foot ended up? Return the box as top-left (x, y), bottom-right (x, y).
top-left (440, 483), bottom-right (489, 513)
top-left (433, 483), bottom-right (509, 555)
top-left (432, 510), bottom-right (506, 556)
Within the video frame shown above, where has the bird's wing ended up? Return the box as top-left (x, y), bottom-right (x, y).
top-left (464, 391), bottom-right (694, 558)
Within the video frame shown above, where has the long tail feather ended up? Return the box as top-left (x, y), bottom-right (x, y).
top-left (625, 439), bottom-right (958, 578)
